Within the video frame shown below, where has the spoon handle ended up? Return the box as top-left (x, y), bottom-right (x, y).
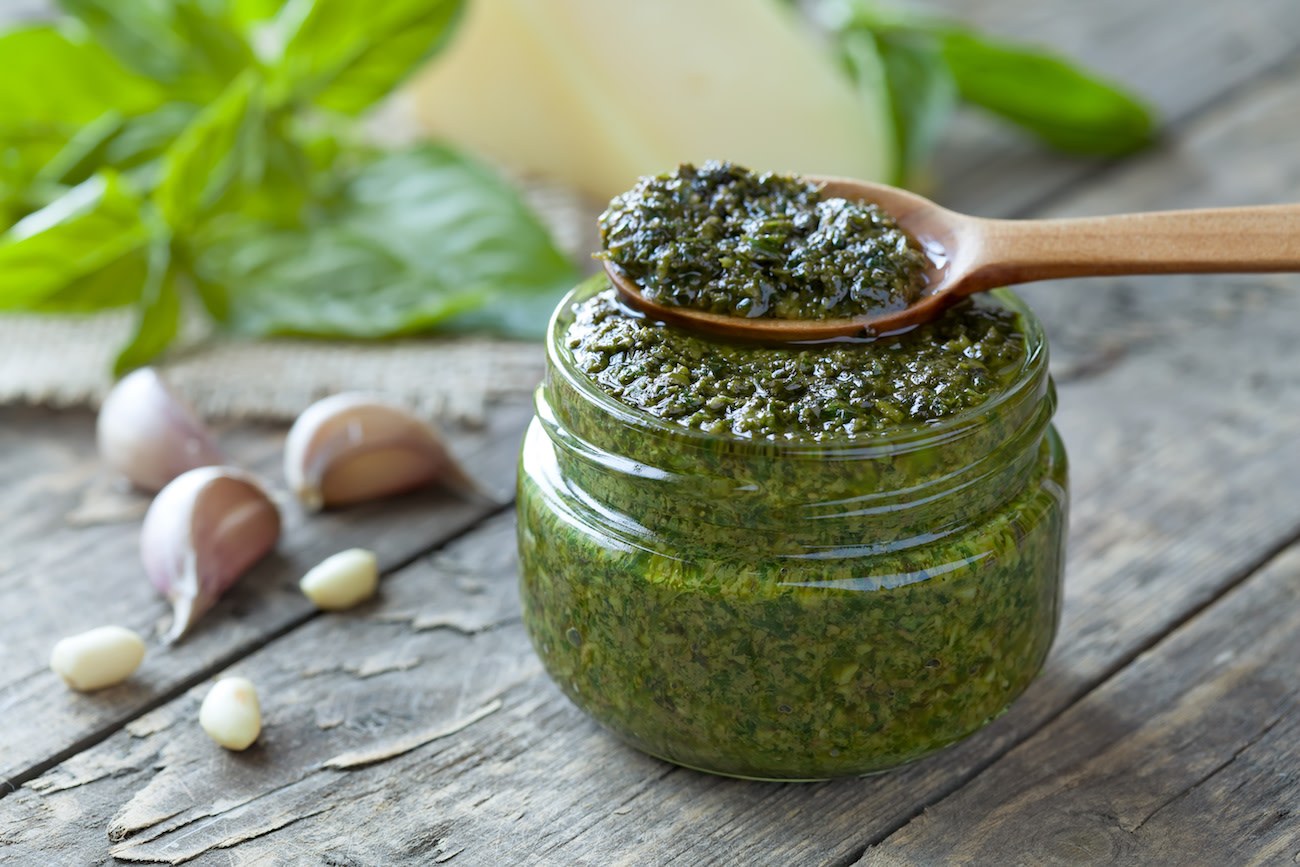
top-left (962, 203), bottom-right (1300, 292)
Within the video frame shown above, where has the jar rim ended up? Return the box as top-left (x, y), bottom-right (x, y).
top-left (545, 277), bottom-right (1049, 460)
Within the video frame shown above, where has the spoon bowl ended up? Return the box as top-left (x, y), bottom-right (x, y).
top-left (606, 175), bottom-right (1300, 340)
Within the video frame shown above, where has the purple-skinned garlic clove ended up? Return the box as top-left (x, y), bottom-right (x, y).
top-left (97, 368), bottom-right (225, 493)
top-left (141, 467), bottom-right (281, 643)
top-left (283, 393), bottom-right (480, 512)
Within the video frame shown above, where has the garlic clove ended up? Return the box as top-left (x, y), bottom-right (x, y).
top-left (50, 626), bottom-right (146, 691)
top-left (283, 393), bottom-right (479, 511)
top-left (141, 467), bottom-right (281, 643)
top-left (199, 676), bottom-right (262, 750)
top-left (300, 548), bottom-right (379, 611)
top-left (97, 367), bottom-right (225, 493)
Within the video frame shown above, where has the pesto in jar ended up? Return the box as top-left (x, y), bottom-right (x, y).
top-left (516, 276), bottom-right (1069, 780)
top-left (598, 162), bottom-right (927, 319)
top-left (567, 288), bottom-right (1025, 440)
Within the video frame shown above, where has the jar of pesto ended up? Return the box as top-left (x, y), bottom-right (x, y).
top-left (517, 275), bottom-right (1068, 781)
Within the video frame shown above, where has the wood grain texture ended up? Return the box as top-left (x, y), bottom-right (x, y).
top-left (856, 544), bottom-right (1300, 866)
top-left (918, 0), bottom-right (1300, 218)
top-left (7, 283), bottom-right (1300, 864)
top-left (0, 393), bottom-right (539, 796)
top-left (5, 1), bottom-right (1300, 864)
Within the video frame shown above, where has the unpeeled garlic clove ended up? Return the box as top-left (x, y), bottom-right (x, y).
top-left (283, 393), bottom-right (478, 511)
top-left (141, 467), bottom-right (281, 643)
top-left (97, 367), bottom-right (224, 493)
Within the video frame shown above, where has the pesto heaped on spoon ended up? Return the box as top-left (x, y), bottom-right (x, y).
top-left (597, 162), bottom-right (927, 320)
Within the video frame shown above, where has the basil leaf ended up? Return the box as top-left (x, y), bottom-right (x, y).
top-left (236, 128), bottom-right (314, 225)
top-left (867, 28), bottom-right (957, 184)
top-left (814, 0), bottom-right (1155, 167)
top-left (0, 128), bottom-right (71, 230)
top-left (174, 0), bottom-right (259, 83)
top-left (231, 0), bottom-right (285, 30)
top-left (106, 103), bottom-right (203, 172)
top-left (276, 0), bottom-right (464, 114)
top-left (29, 249), bottom-right (149, 313)
top-left (0, 25), bottom-right (166, 128)
top-left (36, 111), bottom-right (127, 187)
top-left (202, 226), bottom-right (486, 337)
top-left (198, 144), bottom-right (577, 339)
top-left (339, 144), bottom-right (578, 337)
top-left (0, 172), bottom-right (150, 310)
top-left (57, 0), bottom-right (253, 98)
top-left (114, 234), bottom-right (180, 374)
top-left (341, 145), bottom-right (572, 282)
top-left (941, 31), bottom-right (1154, 154)
top-left (153, 72), bottom-right (262, 229)
top-left (56, 0), bottom-right (195, 86)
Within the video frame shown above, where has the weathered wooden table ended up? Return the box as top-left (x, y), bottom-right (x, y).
top-left (5, 1), bottom-right (1300, 863)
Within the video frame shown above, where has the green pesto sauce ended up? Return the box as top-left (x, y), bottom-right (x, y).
top-left (598, 162), bottom-right (927, 319)
top-left (516, 279), bottom-right (1068, 780)
top-left (518, 436), bottom-right (1066, 779)
top-left (566, 286), bottom-right (1026, 440)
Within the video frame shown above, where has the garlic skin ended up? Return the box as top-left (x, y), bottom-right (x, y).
top-left (141, 467), bottom-right (281, 643)
top-left (284, 393), bottom-right (477, 511)
top-left (200, 676), bottom-right (262, 750)
top-left (97, 367), bottom-right (225, 493)
top-left (50, 626), bottom-right (146, 691)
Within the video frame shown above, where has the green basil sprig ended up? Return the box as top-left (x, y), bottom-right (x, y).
top-left (0, 0), bottom-right (577, 374)
top-left (817, 0), bottom-right (1156, 184)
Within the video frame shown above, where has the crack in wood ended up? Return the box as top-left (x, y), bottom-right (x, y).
top-left (111, 803), bottom-right (332, 864)
top-left (1127, 711), bottom-right (1289, 835)
top-left (375, 611), bottom-right (525, 637)
top-left (108, 758), bottom-right (336, 847)
top-left (322, 698), bottom-right (504, 770)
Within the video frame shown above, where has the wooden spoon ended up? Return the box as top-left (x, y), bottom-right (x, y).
top-left (604, 175), bottom-right (1300, 340)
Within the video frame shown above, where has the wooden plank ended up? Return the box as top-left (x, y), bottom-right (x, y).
top-left (6, 4), bottom-right (1300, 864)
top-left (4, 37), bottom-right (1296, 865)
top-left (7, 75), bottom-right (1300, 855)
top-left (4, 341), bottom-right (1300, 861)
top-left (0, 391), bottom-right (540, 795)
top-left (918, 0), bottom-right (1300, 218)
top-left (856, 543), bottom-right (1300, 865)
top-left (9, 318), bottom-right (1300, 864)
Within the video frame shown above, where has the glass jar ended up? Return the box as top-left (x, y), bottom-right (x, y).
top-left (517, 277), bottom-right (1068, 781)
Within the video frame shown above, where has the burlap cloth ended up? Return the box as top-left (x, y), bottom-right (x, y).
top-left (0, 177), bottom-right (604, 427)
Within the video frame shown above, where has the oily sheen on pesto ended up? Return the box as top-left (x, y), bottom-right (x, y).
top-left (598, 162), bottom-right (927, 320)
top-left (517, 275), bottom-right (1068, 780)
top-left (567, 288), bottom-right (1025, 440)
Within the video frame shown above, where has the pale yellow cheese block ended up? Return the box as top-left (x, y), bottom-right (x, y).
top-left (408, 0), bottom-right (896, 202)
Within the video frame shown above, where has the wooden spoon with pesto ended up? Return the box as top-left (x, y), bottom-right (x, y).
top-left (605, 176), bottom-right (1300, 339)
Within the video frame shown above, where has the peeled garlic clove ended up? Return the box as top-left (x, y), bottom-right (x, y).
top-left (284, 393), bottom-right (478, 511)
top-left (141, 467), bottom-right (281, 643)
top-left (300, 548), bottom-right (379, 610)
top-left (51, 626), bottom-right (146, 691)
top-left (97, 367), bottom-right (225, 493)
top-left (200, 676), bottom-right (262, 750)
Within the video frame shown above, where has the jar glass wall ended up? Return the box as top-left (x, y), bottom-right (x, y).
top-left (517, 276), bottom-right (1068, 781)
